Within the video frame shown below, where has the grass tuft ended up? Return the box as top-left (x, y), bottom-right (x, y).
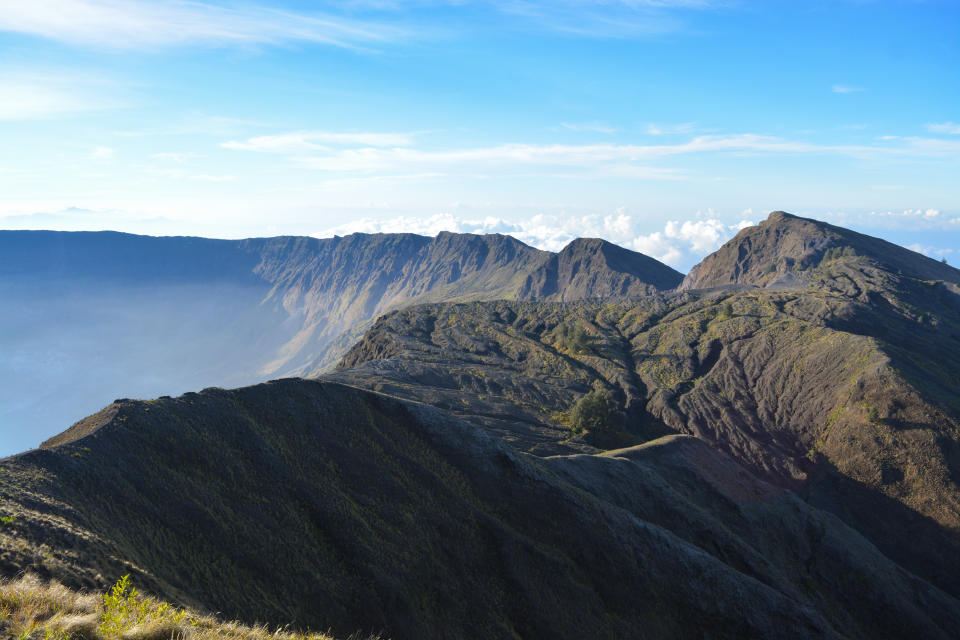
top-left (0, 575), bottom-right (357, 640)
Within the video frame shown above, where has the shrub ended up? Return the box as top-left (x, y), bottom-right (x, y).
top-left (570, 382), bottom-right (621, 435)
top-left (554, 322), bottom-right (592, 355)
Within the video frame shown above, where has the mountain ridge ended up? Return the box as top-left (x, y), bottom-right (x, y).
top-left (4, 379), bottom-right (960, 639)
top-left (329, 212), bottom-right (960, 598)
top-left (0, 228), bottom-right (679, 453)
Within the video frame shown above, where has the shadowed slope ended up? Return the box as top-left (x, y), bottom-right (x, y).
top-left (3, 380), bottom-right (960, 639)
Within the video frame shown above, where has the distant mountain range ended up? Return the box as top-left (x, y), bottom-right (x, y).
top-left (0, 229), bottom-right (681, 454)
top-left (2, 212), bottom-right (960, 638)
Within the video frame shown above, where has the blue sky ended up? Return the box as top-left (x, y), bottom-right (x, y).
top-left (0, 0), bottom-right (957, 270)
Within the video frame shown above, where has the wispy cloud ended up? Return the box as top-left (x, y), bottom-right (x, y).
top-left (832, 85), bottom-right (863, 94)
top-left (560, 122), bottom-right (618, 134)
top-left (224, 132), bottom-right (960, 177)
top-left (90, 146), bottom-right (114, 160)
top-left (0, 0), bottom-right (406, 50)
top-left (0, 72), bottom-right (121, 120)
top-left (221, 131), bottom-right (416, 153)
top-left (115, 115), bottom-right (270, 138)
top-left (907, 244), bottom-right (954, 259)
top-left (823, 208), bottom-right (960, 231)
top-left (646, 122), bottom-right (697, 135)
top-left (926, 122), bottom-right (960, 135)
top-left (492, 0), bottom-right (717, 38)
top-left (315, 208), bottom-right (753, 269)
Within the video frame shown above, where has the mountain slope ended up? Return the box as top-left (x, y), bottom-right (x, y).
top-left (680, 210), bottom-right (960, 290)
top-left (0, 229), bottom-right (678, 454)
top-left (330, 213), bottom-right (960, 598)
top-left (3, 380), bottom-right (959, 639)
top-left (517, 237), bottom-right (683, 301)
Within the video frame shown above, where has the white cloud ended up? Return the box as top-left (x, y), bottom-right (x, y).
top-left (820, 208), bottom-right (960, 231)
top-left (0, 0), bottom-right (405, 50)
top-left (870, 208), bottom-right (942, 220)
top-left (832, 85), bottom-right (863, 94)
top-left (91, 146), bottom-right (114, 160)
top-left (926, 122), bottom-right (960, 135)
top-left (221, 131), bottom-right (416, 153)
top-left (907, 244), bottom-right (954, 258)
top-left (314, 209), bottom-right (754, 270)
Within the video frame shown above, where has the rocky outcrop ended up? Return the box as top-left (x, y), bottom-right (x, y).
top-left (680, 211), bottom-right (960, 290)
top-left (517, 237), bottom-right (683, 301)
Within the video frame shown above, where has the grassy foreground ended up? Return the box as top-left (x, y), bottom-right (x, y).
top-left (0, 575), bottom-right (354, 640)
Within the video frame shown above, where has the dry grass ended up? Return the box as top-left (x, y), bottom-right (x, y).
top-left (0, 575), bottom-right (348, 640)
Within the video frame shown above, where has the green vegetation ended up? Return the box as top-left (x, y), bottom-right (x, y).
top-left (569, 382), bottom-right (621, 436)
top-left (822, 246), bottom-right (857, 262)
top-left (554, 321), bottom-right (593, 355)
top-left (0, 575), bottom-right (344, 640)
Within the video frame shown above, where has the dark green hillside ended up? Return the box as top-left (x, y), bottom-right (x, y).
top-left (3, 380), bottom-right (959, 639)
top-left (330, 212), bottom-right (960, 598)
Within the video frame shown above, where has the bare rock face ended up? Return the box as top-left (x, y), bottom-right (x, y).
top-left (517, 237), bottom-right (683, 301)
top-left (4, 380), bottom-right (960, 639)
top-left (680, 211), bottom-right (960, 290)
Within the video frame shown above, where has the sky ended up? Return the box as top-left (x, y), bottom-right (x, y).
top-left (0, 0), bottom-right (957, 271)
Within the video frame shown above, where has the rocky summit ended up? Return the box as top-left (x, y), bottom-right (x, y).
top-left (2, 212), bottom-right (960, 639)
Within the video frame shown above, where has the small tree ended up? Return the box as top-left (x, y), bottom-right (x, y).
top-left (554, 321), bottom-right (592, 355)
top-left (570, 381), bottom-right (620, 435)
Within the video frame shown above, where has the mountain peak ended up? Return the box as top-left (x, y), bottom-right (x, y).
top-left (517, 237), bottom-right (682, 301)
top-left (766, 210), bottom-right (796, 222)
top-left (680, 211), bottom-right (959, 290)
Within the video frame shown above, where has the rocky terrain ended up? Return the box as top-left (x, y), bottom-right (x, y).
top-left (330, 212), bottom-right (960, 598)
top-left (2, 211), bottom-right (959, 638)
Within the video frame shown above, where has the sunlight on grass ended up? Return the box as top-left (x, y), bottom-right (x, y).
top-left (0, 575), bottom-right (356, 640)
